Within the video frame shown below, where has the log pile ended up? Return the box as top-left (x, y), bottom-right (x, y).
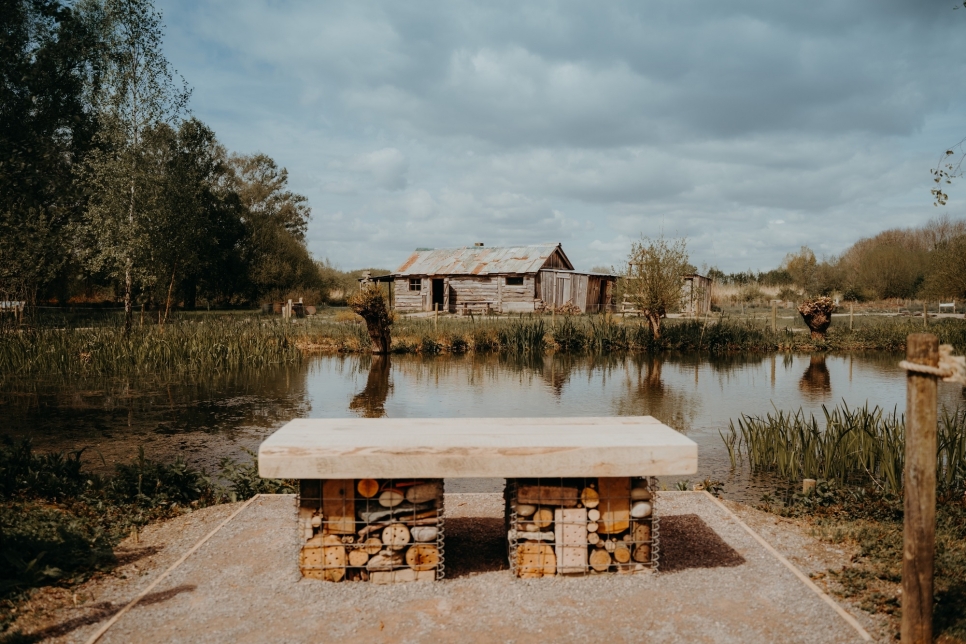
top-left (506, 477), bottom-right (658, 578)
top-left (298, 478), bottom-right (444, 583)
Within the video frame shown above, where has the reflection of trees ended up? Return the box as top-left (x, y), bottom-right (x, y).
top-left (799, 354), bottom-right (831, 399)
top-left (613, 355), bottom-right (698, 433)
top-left (349, 355), bottom-right (392, 418)
top-left (0, 362), bottom-right (313, 472)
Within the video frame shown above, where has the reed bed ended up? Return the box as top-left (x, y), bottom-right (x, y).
top-left (722, 403), bottom-right (966, 493)
top-left (4, 313), bottom-right (966, 378)
top-left (0, 317), bottom-right (301, 380)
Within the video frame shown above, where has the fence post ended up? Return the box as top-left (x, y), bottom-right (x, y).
top-left (850, 302), bottom-right (854, 331)
top-left (771, 302), bottom-right (777, 333)
top-left (923, 303), bottom-right (928, 328)
top-left (902, 333), bottom-right (938, 644)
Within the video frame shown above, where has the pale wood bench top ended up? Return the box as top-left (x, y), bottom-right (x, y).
top-left (258, 416), bottom-right (697, 479)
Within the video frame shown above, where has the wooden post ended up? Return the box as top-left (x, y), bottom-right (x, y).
top-left (902, 333), bottom-right (939, 644)
top-left (771, 302), bottom-right (777, 333)
top-left (923, 302), bottom-right (928, 328)
top-left (850, 302), bottom-right (854, 331)
top-left (434, 303), bottom-right (438, 331)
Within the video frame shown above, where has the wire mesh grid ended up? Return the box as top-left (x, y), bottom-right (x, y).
top-left (506, 476), bottom-right (658, 578)
top-left (297, 478), bottom-right (445, 583)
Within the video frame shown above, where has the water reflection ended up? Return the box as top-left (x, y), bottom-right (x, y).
top-left (350, 355), bottom-right (392, 418)
top-left (5, 350), bottom-right (942, 503)
top-left (799, 355), bottom-right (831, 399)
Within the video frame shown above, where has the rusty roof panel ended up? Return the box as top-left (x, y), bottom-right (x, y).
top-left (393, 244), bottom-right (570, 276)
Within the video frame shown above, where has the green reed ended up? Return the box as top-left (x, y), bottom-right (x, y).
top-left (722, 402), bottom-right (966, 493)
top-left (0, 316), bottom-right (301, 379)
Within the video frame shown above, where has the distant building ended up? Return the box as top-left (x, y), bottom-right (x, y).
top-left (620, 273), bottom-right (714, 316)
top-left (380, 243), bottom-right (616, 314)
top-left (681, 273), bottom-right (713, 317)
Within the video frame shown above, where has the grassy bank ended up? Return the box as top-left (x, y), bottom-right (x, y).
top-left (724, 402), bottom-right (966, 639)
top-left (762, 484), bottom-right (966, 641)
top-left (301, 312), bottom-right (966, 355)
top-left (3, 313), bottom-right (966, 379)
top-left (0, 438), bottom-right (292, 631)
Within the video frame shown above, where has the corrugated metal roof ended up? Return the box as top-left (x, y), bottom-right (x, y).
top-left (394, 243), bottom-right (573, 276)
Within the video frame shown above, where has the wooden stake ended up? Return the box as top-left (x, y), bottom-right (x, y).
top-left (923, 302), bottom-right (928, 328)
top-left (850, 302), bottom-right (854, 331)
top-left (902, 333), bottom-right (938, 644)
top-left (771, 302), bottom-right (777, 333)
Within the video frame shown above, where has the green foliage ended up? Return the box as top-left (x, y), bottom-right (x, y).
top-left (723, 403), bottom-right (966, 494)
top-left (0, 438), bottom-right (289, 602)
top-left (0, 316), bottom-right (300, 380)
top-left (0, 0), bottom-right (100, 298)
top-left (219, 449), bottom-right (294, 502)
top-left (624, 235), bottom-right (690, 338)
top-left (764, 483), bottom-right (966, 640)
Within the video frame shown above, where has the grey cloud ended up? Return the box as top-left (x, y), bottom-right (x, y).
top-left (162, 0), bottom-right (966, 273)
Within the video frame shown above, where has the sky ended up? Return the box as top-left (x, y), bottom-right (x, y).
top-left (157, 0), bottom-right (966, 274)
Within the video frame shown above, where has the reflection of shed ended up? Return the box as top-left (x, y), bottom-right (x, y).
top-left (387, 243), bottom-right (616, 314)
top-left (681, 274), bottom-right (713, 317)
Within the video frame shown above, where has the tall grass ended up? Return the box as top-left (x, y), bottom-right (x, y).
top-left (0, 317), bottom-right (301, 380)
top-left (5, 314), bottom-right (966, 377)
top-left (722, 403), bottom-right (966, 493)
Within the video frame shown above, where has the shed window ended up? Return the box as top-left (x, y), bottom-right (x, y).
top-left (409, 278), bottom-right (422, 291)
top-left (506, 276), bottom-right (524, 286)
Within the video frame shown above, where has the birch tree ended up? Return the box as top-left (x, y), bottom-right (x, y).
top-left (78, 0), bottom-right (189, 331)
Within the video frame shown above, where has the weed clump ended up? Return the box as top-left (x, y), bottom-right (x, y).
top-left (0, 438), bottom-right (291, 615)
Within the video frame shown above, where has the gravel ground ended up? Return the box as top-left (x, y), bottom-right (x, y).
top-left (8, 492), bottom-right (886, 643)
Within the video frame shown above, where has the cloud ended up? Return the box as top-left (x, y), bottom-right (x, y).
top-left (345, 148), bottom-right (409, 191)
top-left (161, 0), bottom-right (966, 272)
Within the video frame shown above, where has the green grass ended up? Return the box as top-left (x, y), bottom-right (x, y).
top-left (3, 313), bottom-right (966, 379)
top-left (722, 403), bottom-right (966, 494)
top-left (762, 483), bottom-right (966, 641)
top-left (0, 316), bottom-right (301, 381)
top-left (728, 401), bottom-right (966, 639)
top-left (0, 438), bottom-right (293, 630)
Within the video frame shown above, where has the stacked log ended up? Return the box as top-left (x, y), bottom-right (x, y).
top-left (507, 477), bottom-right (657, 577)
top-left (298, 478), bottom-right (443, 583)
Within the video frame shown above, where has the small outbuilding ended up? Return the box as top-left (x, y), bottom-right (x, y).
top-left (385, 243), bottom-right (616, 314)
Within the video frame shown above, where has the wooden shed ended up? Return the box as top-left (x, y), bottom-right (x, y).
top-left (388, 243), bottom-right (616, 314)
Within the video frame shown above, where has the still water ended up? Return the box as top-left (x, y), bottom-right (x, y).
top-left (4, 353), bottom-right (964, 502)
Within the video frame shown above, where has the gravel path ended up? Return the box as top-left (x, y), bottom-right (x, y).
top-left (11, 492), bottom-right (884, 643)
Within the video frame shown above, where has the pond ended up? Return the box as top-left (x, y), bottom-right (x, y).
top-left (4, 352), bottom-right (964, 502)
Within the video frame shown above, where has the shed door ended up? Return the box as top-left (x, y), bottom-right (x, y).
top-left (432, 278), bottom-right (444, 310)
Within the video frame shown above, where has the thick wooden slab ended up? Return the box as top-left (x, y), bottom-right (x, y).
top-left (258, 416), bottom-right (697, 479)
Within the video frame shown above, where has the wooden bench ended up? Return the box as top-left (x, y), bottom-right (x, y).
top-left (259, 417), bottom-right (697, 582)
top-left (940, 301), bottom-right (956, 314)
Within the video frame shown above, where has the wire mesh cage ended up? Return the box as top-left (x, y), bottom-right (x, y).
top-left (505, 476), bottom-right (658, 578)
top-left (297, 478), bottom-right (445, 583)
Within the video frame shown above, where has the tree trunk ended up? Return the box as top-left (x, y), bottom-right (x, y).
top-left (162, 263), bottom-right (178, 328)
top-left (646, 311), bottom-right (662, 339)
top-left (124, 262), bottom-right (133, 334)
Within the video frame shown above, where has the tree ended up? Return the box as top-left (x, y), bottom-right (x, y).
top-left (78, 0), bottom-right (189, 331)
top-left (798, 297), bottom-right (835, 339)
top-left (229, 153), bottom-right (319, 303)
top-left (349, 284), bottom-right (393, 354)
top-left (0, 0), bottom-right (99, 301)
top-left (920, 234), bottom-right (966, 301)
top-left (781, 246), bottom-right (817, 295)
top-left (625, 235), bottom-right (690, 339)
